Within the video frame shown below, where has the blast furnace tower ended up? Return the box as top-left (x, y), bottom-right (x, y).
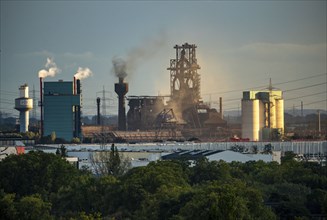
top-left (168, 43), bottom-right (201, 106)
top-left (15, 84), bottom-right (33, 132)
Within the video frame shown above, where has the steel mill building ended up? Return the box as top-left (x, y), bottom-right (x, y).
top-left (42, 79), bottom-right (82, 141)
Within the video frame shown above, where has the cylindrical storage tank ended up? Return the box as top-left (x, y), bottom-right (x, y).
top-left (258, 100), bottom-right (265, 141)
top-left (275, 99), bottom-right (284, 132)
top-left (242, 99), bottom-right (260, 141)
top-left (269, 99), bottom-right (276, 128)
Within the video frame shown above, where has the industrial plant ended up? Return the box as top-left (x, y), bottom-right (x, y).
top-left (126, 43), bottom-right (225, 130)
top-left (8, 43), bottom-right (326, 144)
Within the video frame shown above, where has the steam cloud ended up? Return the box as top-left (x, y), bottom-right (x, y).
top-left (111, 31), bottom-right (167, 79)
top-left (38, 57), bottom-right (61, 78)
top-left (112, 57), bottom-right (127, 79)
top-left (74, 67), bottom-right (93, 80)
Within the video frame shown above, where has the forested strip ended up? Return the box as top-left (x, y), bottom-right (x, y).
top-left (0, 151), bottom-right (326, 219)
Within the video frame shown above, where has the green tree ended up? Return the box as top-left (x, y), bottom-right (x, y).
top-left (0, 191), bottom-right (17, 220)
top-left (118, 161), bottom-right (190, 217)
top-left (16, 194), bottom-right (52, 220)
top-left (52, 174), bottom-right (118, 218)
top-left (56, 144), bottom-right (67, 157)
top-left (0, 151), bottom-right (80, 197)
top-left (71, 137), bottom-right (81, 144)
top-left (281, 151), bottom-right (297, 163)
top-left (175, 181), bottom-right (276, 220)
top-left (190, 158), bottom-right (231, 184)
top-left (50, 131), bottom-right (56, 143)
top-left (89, 143), bottom-right (131, 176)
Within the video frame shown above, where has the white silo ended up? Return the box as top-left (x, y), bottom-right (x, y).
top-left (275, 99), bottom-right (284, 132)
top-left (242, 82), bottom-right (284, 141)
top-left (15, 84), bottom-right (33, 132)
top-left (258, 100), bottom-right (265, 140)
top-left (269, 99), bottom-right (276, 128)
top-left (242, 99), bottom-right (260, 141)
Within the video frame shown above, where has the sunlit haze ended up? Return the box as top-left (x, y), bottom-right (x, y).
top-left (1, 1), bottom-right (326, 118)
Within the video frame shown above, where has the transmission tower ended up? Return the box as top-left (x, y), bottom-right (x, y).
top-left (102, 85), bottom-right (106, 117)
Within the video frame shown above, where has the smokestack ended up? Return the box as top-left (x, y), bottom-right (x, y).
top-left (74, 79), bottom-right (82, 138)
top-left (115, 77), bottom-right (128, 130)
top-left (39, 77), bottom-right (43, 137)
top-left (73, 76), bottom-right (76, 95)
top-left (219, 97), bottom-right (223, 119)
top-left (97, 97), bottom-right (101, 125)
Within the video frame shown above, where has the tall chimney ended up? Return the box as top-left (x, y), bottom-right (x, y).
top-left (39, 77), bottom-right (43, 137)
top-left (75, 79), bottom-right (81, 138)
top-left (73, 76), bottom-right (76, 95)
top-left (96, 97), bottom-right (101, 125)
top-left (114, 77), bottom-right (128, 130)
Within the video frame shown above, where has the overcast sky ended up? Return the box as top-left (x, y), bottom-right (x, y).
top-left (1, 1), bottom-right (326, 117)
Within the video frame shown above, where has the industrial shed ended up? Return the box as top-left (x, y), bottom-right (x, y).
top-left (162, 150), bottom-right (280, 164)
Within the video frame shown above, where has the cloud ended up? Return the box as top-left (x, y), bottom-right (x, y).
top-left (17, 50), bottom-right (54, 58)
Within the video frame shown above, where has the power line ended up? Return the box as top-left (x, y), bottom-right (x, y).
top-left (285, 91), bottom-right (326, 101)
top-left (288, 99), bottom-right (327, 109)
top-left (202, 72), bottom-right (326, 96)
top-left (284, 82), bottom-right (326, 93)
top-left (274, 73), bottom-right (326, 86)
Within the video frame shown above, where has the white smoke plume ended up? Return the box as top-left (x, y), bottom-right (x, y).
top-left (74, 67), bottom-right (93, 80)
top-left (38, 57), bottom-right (61, 78)
top-left (111, 31), bottom-right (167, 79)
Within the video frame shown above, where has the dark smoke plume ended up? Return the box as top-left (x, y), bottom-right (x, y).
top-left (111, 31), bottom-right (167, 79)
top-left (112, 57), bottom-right (127, 79)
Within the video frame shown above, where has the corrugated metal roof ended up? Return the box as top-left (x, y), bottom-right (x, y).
top-left (162, 150), bottom-right (274, 163)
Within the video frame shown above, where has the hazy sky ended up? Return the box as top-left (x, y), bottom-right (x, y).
top-left (1, 1), bottom-right (326, 117)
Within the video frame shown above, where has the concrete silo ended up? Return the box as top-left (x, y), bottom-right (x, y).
top-left (241, 86), bottom-right (284, 141)
top-left (242, 99), bottom-right (260, 141)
